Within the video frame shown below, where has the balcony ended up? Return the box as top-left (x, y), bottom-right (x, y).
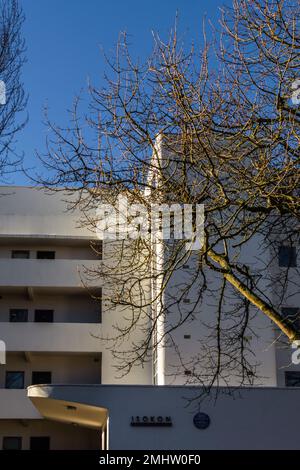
top-left (0, 259), bottom-right (101, 289)
top-left (0, 389), bottom-right (41, 419)
top-left (0, 323), bottom-right (103, 352)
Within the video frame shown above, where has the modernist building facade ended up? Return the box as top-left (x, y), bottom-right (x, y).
top-left (0, 186), bottom-right (151, 450)
top-left (0, 186), bottom-right (299, 450)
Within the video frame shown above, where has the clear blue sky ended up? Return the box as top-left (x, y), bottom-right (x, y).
top-left (14, 0), bottom-right (231, 184)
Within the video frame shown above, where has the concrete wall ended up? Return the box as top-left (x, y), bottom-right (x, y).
top-left (269, 244), bottom-right (300, 387)
top-left (0, 187), bottom-right (93, 238)
top-left (29, 384), bottom-right (300, 450)
top-left (0, 259), bottom-right (101, 288)
top-left (0, 323), bottom-right (104, 353)
top-left (0, 390), bottom-right (41, 419)
top-left (161, 242), bottom-right (277, 386)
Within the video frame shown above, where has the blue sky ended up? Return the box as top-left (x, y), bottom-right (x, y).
top-left (14, 0), bottom-right (231, 184)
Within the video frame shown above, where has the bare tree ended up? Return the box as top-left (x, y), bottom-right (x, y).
top-left (36, 0), bottom-right (300, 390)
top-left (0, 0), bottom-right (26, 176)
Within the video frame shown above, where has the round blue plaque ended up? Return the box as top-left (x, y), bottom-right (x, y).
top-left (193, 412), bottom-right (210, 429)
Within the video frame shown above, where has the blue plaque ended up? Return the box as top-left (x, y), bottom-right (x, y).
top-left (193, 412), bottom-right (210, 429)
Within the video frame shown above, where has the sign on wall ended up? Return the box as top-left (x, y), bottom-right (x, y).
top-left (193, 412), bottom-right (210, 429)
top-left (131, 416), bottom-right (172, 427)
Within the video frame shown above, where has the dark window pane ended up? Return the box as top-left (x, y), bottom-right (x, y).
top-left (281, 307), bottom-right (300, 331)
top-left (31, 371), bottom-right (52, 385)
top-left (91, 241), bottom-right (103, 260)
top-left (34, 310), bottom-right (54, 323)
top-left (5, 371), bottom-right (24, 389)
top-left (36, 251), bottom-right (55, 259)
top-left (279, 246), bottom-right (297, 267)
top-left (30, 436), bottom-right (50, 450)
top-left (285, 371), bottom-right (300, 387)
top-left (11, 250), bottom-right (29, 259)
top-left (9, 309), bottom-right (28, 322)
top-left (3, 437), bottom-right (22, 450)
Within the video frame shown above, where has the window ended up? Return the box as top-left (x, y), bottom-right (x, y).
top-left (91, 241), bottom-right (103, 260)
top-left (5, 371), bottom-right (24, 389)
top-left (281, 307), bottom-right (300, 331)
top-left (11, 250), bottom-right (29, 259)
top-left (9, 309), bottom-right (28, 322)
top-left (90, 289), bottom-right (102, 323)
top-left (279, 246), bottom-right (297, 267)
top-left (30, 436), bottom-right (50, 450)
top-left (285, 371), bottom-right (300, 387)
top-left (3, 437), bottom-right (22, 450)
top-left (34, 309), bottom-right (54, 323)
top-left (31, 371), bottom-right (52, 385)
top-left (36, 251), bottom-right (55, 259)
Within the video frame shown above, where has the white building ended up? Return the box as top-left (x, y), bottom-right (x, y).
top-left (0, 186), bottom-right (151, 450)
top-left (0, 186), bottom-right (299, 450)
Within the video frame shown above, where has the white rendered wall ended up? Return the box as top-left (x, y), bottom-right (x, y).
top-left (28, 384), bottom-right (300, 450)
top-left (0, 187), bottom-right (153, 388)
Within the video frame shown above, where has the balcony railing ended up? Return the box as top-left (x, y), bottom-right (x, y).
top-left (0, 322), bottom-right (103, 352)
top-left (0, 259), bottom-right (101, 288)
top-left (0, 389), bottom-right (41, 418)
